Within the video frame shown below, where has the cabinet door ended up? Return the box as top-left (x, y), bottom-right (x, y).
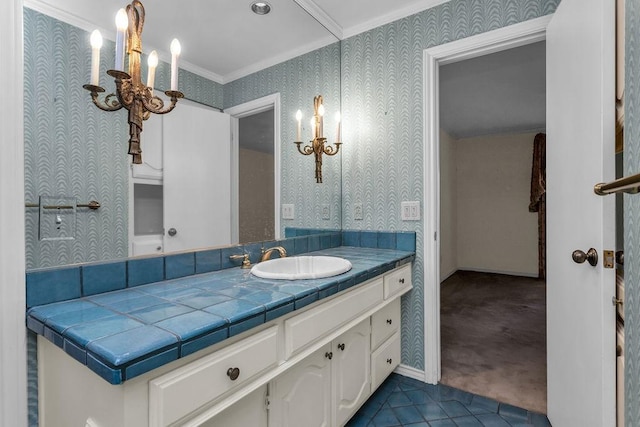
top-left (198, 385), bottom-right (267, 427)
top-left (269, 344), bottom-right (332, 427)
top-left (333, 319), bottom-right (371, 427)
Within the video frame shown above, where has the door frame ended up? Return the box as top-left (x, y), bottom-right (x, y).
top-left (225, 93), bottom-right (281, 243)
top-left (422, 15), bottom-right (551, 384)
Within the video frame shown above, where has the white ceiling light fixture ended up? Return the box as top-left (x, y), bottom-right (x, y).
top-left (251, 1), bottom-right (272, 15)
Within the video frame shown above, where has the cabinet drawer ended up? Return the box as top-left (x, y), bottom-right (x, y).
top-left (149, 325), bottom-right (279, 427)
top-left (285, 278), bottom-right (383, 358)
top-left (383, 264), bottom-right (412, 299)
top-left (371, 298), bottom-right (400, 351)
top-left (371, 331), bottom-right (400, 392)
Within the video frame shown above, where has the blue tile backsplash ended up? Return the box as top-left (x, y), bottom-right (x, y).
top-left (26, 230), bottom-right (415, 384)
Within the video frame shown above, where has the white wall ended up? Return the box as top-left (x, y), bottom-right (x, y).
top-left (1, 1), bottom-right (27, 425)
top-left (439, 130), bottom-right (458, 281)
top-left (455, 132), bottom-right (539, 277)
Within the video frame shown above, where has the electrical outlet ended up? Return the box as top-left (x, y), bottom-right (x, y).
top-left (282, 204), bottom-right (295, 220)
top-left (401, 201), bottom-right (420, 221)
top-left (321, 204), bottom-right (331, 220)
top-left (354, 203), bottom-right (363, 220)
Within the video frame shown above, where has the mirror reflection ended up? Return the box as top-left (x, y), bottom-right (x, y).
top-left (24, 0), bottom-right (342, 269)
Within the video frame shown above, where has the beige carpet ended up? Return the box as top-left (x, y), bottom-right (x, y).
top-left (440, 270), bottom-right (547, 414)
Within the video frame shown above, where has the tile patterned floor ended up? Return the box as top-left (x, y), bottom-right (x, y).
top-left (346, 374), bottom-right (552, 427)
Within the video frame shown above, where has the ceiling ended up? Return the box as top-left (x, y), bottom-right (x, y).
top-left (24, 0), bottom-right (448, 83)
top-left (439, 41), bottom-right (546, 139)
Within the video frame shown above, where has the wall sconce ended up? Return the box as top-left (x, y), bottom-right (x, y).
top-left (294, 95), bottom-right (342, 183)
top-left (83, 1), bottom-right (184, 164)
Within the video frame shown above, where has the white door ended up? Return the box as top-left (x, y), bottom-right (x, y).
top-left (163, 102), bottom-right (232, 252)
top-left (546, 0), bottom-right (616, 425)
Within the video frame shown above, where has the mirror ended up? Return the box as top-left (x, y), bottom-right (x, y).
top-left (24, 0), bottom-right (341, 269)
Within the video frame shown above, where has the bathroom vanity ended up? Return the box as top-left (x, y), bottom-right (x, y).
top-left (29, 244), bottom-right (413, 427)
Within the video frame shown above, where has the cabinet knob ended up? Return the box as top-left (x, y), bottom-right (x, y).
top-left (325, 351), bottom-right (333, 360)
top-left (386, 319), bottom-right (393, 325)
top-left (337, 343), bottom-right (345, 351)
top-left (226, 367), bottom-right (240, 381)
top-left (399, 278), bottom-right (405, 284)
top-left (386, 358), bottom-right (393, 364)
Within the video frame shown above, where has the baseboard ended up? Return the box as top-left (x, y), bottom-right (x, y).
top-left (394, 364), bottom-right (427, 383)
top-left (440, 268), bottom-right (457, 282)
top-left (457, 267), bottom-right (539, 279)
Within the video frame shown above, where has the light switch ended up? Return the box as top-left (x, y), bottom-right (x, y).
top-left (354, 203), bottom-right (363, 220)
top-left (321, 204), bottom-right (331, 220)
top-left (401, 201), bottom-right (420, 221)
top-left (282, 204), bottom-right (295, 220)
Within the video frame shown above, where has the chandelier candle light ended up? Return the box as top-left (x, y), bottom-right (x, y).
top-left (294, 95), bottom-right (342, 183)
top-left (83, 1), bottom-right (184, 164)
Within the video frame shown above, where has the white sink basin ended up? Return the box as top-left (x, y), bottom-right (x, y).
top-left (250, 256), bottom-right (352, 280)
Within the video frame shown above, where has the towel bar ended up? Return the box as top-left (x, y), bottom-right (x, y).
top-left (25, 200), bottom-right (101, 210)
top-left (594, 173), bottom-right (640, 195)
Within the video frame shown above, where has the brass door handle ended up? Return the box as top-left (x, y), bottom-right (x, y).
top-left (572, 248), bottom-right (598, 266)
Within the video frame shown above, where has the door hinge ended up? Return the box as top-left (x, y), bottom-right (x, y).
top-left (434, 231), bottom-right (437, 241)
top-left (264, 395), bottom-right (270, 411)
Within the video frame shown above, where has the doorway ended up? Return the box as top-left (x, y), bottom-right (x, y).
top-left (226, 93), bottom-right (281, 244)
top-left (238, 109), bottom-right (275, 243)
top-left (437, 42), bottom-right (547, 412)
top-left (421, 14), bottom-right (551, 389)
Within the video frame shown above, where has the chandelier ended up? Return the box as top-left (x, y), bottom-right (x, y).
top-left (294, 95), bottom-right (342, 183)
top-left (83, 1), bottom-right (183, 164)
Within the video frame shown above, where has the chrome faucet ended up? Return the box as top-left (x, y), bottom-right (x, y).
top-left (261, 246), bottom-right (287, 262)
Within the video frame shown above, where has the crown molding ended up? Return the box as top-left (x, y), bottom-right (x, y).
top-left (292, 0), bottom-right (343, 39)
top-left (342, 0), bottom-right (450, 39)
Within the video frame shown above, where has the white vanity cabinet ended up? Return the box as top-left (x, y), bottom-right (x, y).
top-left (37, 263), bottom-right (412, 427)
top-left (269, 318), bottom-right (371, 427)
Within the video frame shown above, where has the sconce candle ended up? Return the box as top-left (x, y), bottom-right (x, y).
top-left (295, 110), bottom-right (302, 141)
top-left (170, 39), bottom-right (181, 91)
top-left (310, 117), bottom-right (316, 140)
top-left (89, 30), bottom-right (103, 86)
top-left (114, 9), bottom-right (128, 71)
top-left (147, 50), bottom-right (158, 94)
top-left (294, 95), bottom-right (342, 183)
top-left (83, 1), bottom-right (184, 165)
top-left (318, 103), bottom-right (325, 137)
top-left (335, 111), bottom-right (341, 143)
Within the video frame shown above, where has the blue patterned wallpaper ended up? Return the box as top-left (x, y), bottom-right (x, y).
top-left (224, 42), bottom-right (343, 235)
top-left (625, 0), bottom-right (640, 425)
top-left (340, 0), bottom-right (560, 370)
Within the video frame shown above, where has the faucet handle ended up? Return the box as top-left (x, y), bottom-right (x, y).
top-left (230, 253), bottom-right (251, 269)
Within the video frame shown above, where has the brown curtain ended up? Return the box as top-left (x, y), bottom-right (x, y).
top-left (529, 133), bottom-right (546, 279)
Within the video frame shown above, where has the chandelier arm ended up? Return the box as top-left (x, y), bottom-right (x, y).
top-left (140, 92), bottom-right (182, 115)
top-left (295, 142), bottom-right (314, 156)
top-left (323, 142), bottom-right (342, 156)
top-left (92, 92), bottom-right (125, 112)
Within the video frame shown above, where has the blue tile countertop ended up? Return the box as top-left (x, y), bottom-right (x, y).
top-left (27, 246), bottom-right (414, 385)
